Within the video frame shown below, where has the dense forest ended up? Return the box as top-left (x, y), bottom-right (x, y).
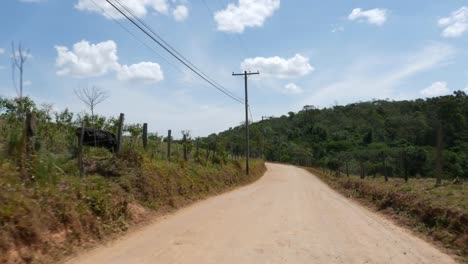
top-left (213, 91), bottom-right (468, 180)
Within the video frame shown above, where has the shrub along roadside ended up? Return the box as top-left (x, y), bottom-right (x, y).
top-left (306, 168), bottom-right (467, 261)
top-left (0, 155), bottom-right (266, 264)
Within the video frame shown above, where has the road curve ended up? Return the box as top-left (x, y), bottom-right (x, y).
top-left (66, 163), bottom-right (455, 264)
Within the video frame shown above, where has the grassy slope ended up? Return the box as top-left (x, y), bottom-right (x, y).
top-left (0, 154), bottom-right (266, 264)
top-left (307, 168), bottom-right (467, 261)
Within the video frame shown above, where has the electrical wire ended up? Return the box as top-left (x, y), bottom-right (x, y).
top-left (106, 0), bottom-right (245, 104)
top-left (89, 0), bottom-right (184, 75)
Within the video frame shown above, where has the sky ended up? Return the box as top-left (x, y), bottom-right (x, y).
top-left (0, 0), bottom-right (468, 137)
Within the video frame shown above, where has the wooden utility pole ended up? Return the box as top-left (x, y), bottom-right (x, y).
top-left (116, 113), bottom-right (124, 153)
top-left (142, 123), bottom-right (148, 150)
top-left (436, 126), bottom-right (443, 186)
top-left (233, 71), bottom-right (259, 175)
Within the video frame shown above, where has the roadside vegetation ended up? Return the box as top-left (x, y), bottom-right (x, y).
top-left (0, 96), bottom-right (266, 264)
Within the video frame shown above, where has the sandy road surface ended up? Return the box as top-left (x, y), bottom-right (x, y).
top-left (66, 163), bottom-right (455, 264)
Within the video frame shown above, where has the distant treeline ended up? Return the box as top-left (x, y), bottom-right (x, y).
top-left (213, 91), bottom-right (468, 180)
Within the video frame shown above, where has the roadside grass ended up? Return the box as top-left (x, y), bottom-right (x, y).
top-left (306, 168), bottom-right (467, 261)
top-left (0, 150), bottom-right (266, 264)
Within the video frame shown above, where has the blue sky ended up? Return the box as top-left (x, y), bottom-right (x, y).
top-left (1, 0), bottom-right (467, 137)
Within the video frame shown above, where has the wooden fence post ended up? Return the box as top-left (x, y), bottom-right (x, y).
top-left (79, 122), bottom-right (85, 178)
top-left (142, 123), bottom-right (148, 150)
top-left (25, 112), bottom-right (37, 159)
top-left (183, 133), bottom-right (188, 161)
top-left (116, 113), bottom-right (124, 154)
top-left (346, 160), bottom-right (349, 177)
top-left (167, 129), bottom-right (172, 161)
top-left (436, 126), bottom-right (443, 186)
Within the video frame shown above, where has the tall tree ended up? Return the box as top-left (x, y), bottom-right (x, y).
top-left (75, 86), bottom-right (109, 125)
top-left (11, 42), bottom-right (30, 99)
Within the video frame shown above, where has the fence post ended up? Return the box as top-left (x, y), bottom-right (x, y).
top-left (116, 113), bottom-right (124, 154)
top-left (142, 123), bottom-right (148, 150)
top-left (183, 133), bottom-right (188, 161)
top-left (25, 112), bottom-right (37, 159)
top-left (167, 129), bottom-right (172, 161)
top-left (436, 126), bottom-right (443, 186)
top-left (79, 122), bottom-right (85, 178)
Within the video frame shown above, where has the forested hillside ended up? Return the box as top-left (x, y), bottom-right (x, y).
top-left (216, 91), bottom-right (468, 180)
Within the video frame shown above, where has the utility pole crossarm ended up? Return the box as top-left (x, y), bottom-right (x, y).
top-left (232, 70), bottom-right (260, 175)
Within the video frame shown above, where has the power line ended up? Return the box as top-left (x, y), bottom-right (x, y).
top-left (89, 0), bottom-right (183, 75)
top-left (106, 0), bottom-right (244, 104)
top-left (201, 0), bottom-right (259, 124)
top-left (202, 0), bottom-right (261, 123)
top-left (113, 0), bottom-right (239, 101)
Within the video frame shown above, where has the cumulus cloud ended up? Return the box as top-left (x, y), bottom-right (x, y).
top-left (116, 62), bottom-right (164, 82)
top-left (75, 0), bottom-right (182, 20)
top-left (55, 40), bottom-right (119, 78)
top-left (55, 40), bottom-right (163, 82)
top-left (0, 48), bottom-right (4, 55)
top-left (241, 54), bottom-right (314, 79)
top-left (348, 8), bottom-right (387, 26)
top-left (438, 6), bottom-right (468, 38)
top-left (283, 83), bottom-right (303, 94)
top-left (420, 82), bottom-right (450, 97)
top-left (214, 0), bottom-right (280, 33)
top-left (173, 5), bottom-right (188, 22)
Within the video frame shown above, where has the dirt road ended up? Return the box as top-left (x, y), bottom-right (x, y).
top-left (66, 163), bottom-right (455, 264)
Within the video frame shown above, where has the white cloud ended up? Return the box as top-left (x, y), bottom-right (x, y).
top-left (55, 40), bottom-right (119, 78)
top-left (55, 40), bottom-right (164, 82)
top-left (348, 8), bottom-right (387, 26)
top-left (214, 0), bottom-right (280, 33)
top-left (420, 82), bottom-right (450, 97)
top-left (151, 0), bottom-right (169, 13)
top-left (438, 6), bottom-right (468, 38)
top-left (75, 0), bottom-right (170, 19)
top-left (241, 54), bottom-right (314, 79)
top-left (283, 83), bottom-right (303, 94)
top-left (23, 80), bottom-right (32, 87)
top-left (464, 85), bottom-right (468, 93)
top-left (0, 48), bottom-right (4, 55)
top-left (173, 5), bottom-right (188, 22)
top-left (116, 62), bottom-right (164, 82)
